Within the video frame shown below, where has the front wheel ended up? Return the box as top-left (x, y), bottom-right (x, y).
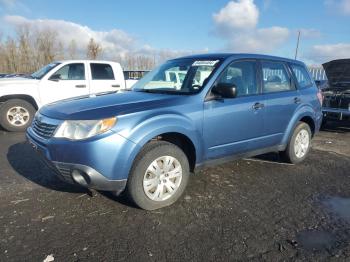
top-left (281, 122), bottom-right (312, 164)
top-left (0, 99), bottom-right (36, 132)
top-left (126, 141), bottom-right (190, 210)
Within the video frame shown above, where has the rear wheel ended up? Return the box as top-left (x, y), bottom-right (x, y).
top-left (126, 141), bottom-right (190, 210)
top-left (0, 99), bottom-right (36, 132)
top-left (281, 122), bottom-right (312, 164)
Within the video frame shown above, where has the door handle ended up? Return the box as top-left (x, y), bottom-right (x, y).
top-left (252, 102), bottom-right (264, 110)
top-left (75, 84), bottom-right (86, 88)
top-left (294, 97), bottom-right (301, 104)
top-left (111, 84), bottom-right (121, 88)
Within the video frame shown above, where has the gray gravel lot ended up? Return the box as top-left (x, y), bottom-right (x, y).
top-left (0, 122), bottom-right (349, 261)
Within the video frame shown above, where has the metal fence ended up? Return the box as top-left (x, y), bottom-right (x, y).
top-left (308, 66), bottom-right (327, 81)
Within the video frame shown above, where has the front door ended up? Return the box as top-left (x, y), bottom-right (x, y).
top-left (203, 60), bottom-right (266, 160)
top-left (40, 63), bottom-right (89, 104)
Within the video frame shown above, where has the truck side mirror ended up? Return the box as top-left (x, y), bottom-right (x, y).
top-left (49, 74), bottom-right (61, 82)
top-left (212, 83), bottom-right (237, 98)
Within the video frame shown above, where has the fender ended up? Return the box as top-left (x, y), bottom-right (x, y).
top-left (0, 81), bottom-right (42, 108)
top-left (281, 104), bottom-right (317, 146)
top-left (116, 113), bottom-right (203, 176)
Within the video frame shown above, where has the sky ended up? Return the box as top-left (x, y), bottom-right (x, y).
top-left (0, 0), bottom-right (349, 64)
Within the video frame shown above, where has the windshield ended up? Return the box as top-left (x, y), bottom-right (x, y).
top-left (31, 62), bottom-right (61, 79)
top-left (132, 58), bottom-right (221, 94)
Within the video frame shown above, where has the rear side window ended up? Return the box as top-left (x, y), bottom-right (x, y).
top-left (90, 63), bottom-right (115, 80)
top-left (262, 61), bottom-right (293, 93)
top-left (291, 64), bottom-right (313, 88)
top-left (217, 60), bottom-right (258, 97)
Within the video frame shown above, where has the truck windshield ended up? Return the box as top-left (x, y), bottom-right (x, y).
top-left (133, 58), bottom-right (221, 94)
top-left (31, 62), bottom-right (61, 79)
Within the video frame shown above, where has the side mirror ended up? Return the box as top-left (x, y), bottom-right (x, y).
top-left (212, 83), bottom-right (237, 98)
top-left (49, 74), bottom-right (61, 82)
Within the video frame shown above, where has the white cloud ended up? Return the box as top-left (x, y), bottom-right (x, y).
top-left (2, 15), bottom-right (206, 62)
top-left (213, 0), bottom-right (289, 53)
top-left (306, 43), bottom-right (350, 63)
top-left (3, 15), bottom-right (135, 57)
top-left (325, 0), bottom-right (350, 15)
top-left (213, 0), bottom-right (259, 33)
top-left (226, 27), bottom-right (289, 53)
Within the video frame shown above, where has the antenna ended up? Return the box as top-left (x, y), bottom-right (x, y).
top-left (294, 30), bottom-right (301, 60)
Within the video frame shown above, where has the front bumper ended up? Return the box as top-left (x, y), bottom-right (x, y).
top-left (47, 159), bottom-right (126, 194)
top-left (323, 107), bottom-right (350, 121)
top-left (26, 126), bottom-right (140, 193)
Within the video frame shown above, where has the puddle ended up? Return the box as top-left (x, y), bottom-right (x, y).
top-left (296, 230), bottom-right (336, 251)
top-left (294, 196), bottom-right (350, 253)
top-left (323, 196), bottom-right (350, 222)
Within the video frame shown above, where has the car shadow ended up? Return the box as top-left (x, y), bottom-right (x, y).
top-left (98, 191), bottom-right (138, 209)
top-left (249, 152), bottom-right (294, 165)
top-left (321, 120), bottom-right (350, 133)
top-left (7, 141), bottom-right (89, 193)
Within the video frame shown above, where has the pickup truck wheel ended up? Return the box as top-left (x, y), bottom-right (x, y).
top-left (126, 141), bottom-right (190, 210)
top-left (281, 122), bottom-right (312, 164)
top-left (0, 99), bottom-right (35, 132)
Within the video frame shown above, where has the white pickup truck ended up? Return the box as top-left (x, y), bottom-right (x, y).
top-left (0, 60), bottom-right (137, 131)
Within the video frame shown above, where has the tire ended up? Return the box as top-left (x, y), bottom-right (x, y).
top-left (281, 122), bottom-right (312, 164)
top-left (0, 99), bottom-right (36, 132)
top-left (126, 141), bottom-right (190, 210)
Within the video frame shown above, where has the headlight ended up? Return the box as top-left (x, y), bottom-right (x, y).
top-left (54, 117), bottom-right (117, 140)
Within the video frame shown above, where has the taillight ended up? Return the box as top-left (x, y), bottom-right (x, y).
top-left (317, 89), bottom-right (323, 106)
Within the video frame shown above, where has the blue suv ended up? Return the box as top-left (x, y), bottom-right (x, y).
top-left (26, 54), bottom-right (323, 210)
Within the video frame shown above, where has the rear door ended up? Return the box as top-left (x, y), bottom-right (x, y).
top-left (40, 62), bottom-right (89, 104)
top-left (89, 62), bottom-right (123, 94)
top-left (203, 60), bottom-right (266, 160)
top-left (259, 60), bottom-right (300, 146)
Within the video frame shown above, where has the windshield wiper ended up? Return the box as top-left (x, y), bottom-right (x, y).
top-left (135, 89), bottom-right (171, 94)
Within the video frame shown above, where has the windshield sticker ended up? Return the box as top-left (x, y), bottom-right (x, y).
top-left (192, 60), bottom-right (219, 67)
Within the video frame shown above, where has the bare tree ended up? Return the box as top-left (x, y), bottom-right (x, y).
top-left (56, 41), bottom-right (65, 60)
top-left (0, 25), bottom-right (167, 74)
top-left (4, 37), bottom-right (18, 73)
top-left (86, 38), bottom-right (102, 60)
top-left (68, 39), bottom-right (77, 59)
top-left (35, 28), bottom-right (58, 66)
top-left (17, 25), bottom-right (33, 73)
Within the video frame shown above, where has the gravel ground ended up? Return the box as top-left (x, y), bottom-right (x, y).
top-left (0, 121), bottom-right (349, 261)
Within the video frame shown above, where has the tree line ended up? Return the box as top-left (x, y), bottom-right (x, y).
top-left (0, 25), bottom-right (173, 74)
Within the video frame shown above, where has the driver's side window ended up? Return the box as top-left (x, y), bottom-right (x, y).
top-left (50, 63), bottom-right (85, 80)
top-left (217, 61), bottom-right (258, 97)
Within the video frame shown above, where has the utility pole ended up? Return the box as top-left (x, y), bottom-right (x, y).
top-left (295, 30), bottom-right (301, 60)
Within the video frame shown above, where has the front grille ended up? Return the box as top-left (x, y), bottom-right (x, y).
top-left (55, 164), bottom-right (75, 184)
top-left (32, 118), bottom-right (58, 139)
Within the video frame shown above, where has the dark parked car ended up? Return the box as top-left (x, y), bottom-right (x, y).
top-left (315, 79), bottom-right (329, 90)
top-left (27, 54), bottom-right (323, 210)
top-left (0, 74), bottom-right (7, 78)
top-left (322, 59), bottom-right (350, 123)
top-left (3, 73), bottom-right (31, 78)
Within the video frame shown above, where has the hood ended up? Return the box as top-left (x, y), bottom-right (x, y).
top-left (40, 91), bottom-right (187, 120)
top-left (323, 59), bottom-right (350, 87)
top-left (0, 77), bottom-right (39, 85)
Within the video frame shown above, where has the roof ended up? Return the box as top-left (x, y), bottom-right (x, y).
top-left (173, 53), bottom-right (304, 64)
top-left (55, 59), bottom-right (121, 64)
